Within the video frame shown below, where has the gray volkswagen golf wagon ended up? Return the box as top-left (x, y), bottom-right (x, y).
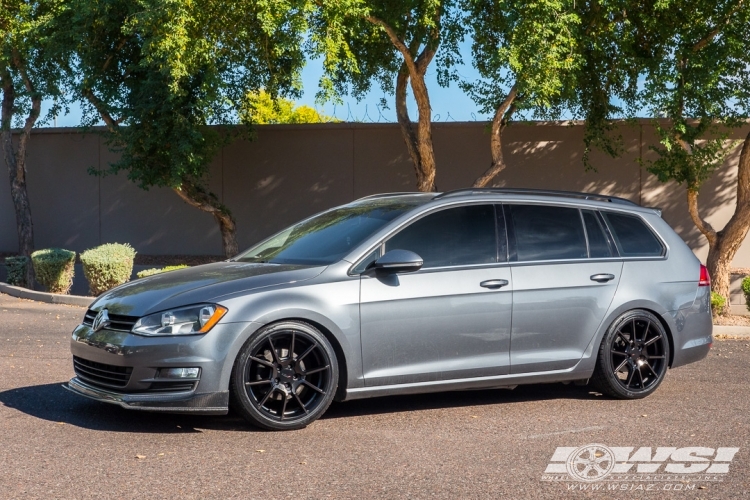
top-left (66, 188), bottom-right (712, 430)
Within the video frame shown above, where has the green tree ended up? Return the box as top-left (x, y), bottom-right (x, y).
top-left (631, 0), bottom-right (750, 313)
top-left (1, 0), bottom-right (66, 283)
top-left (310, 0), bottom-right (463, 192)
top-left (54, 0), bottom-right (309, 257)
top-left (242, 90), bottom-right (336, 124)
top-left (461, 0), bottom-right (582, 187)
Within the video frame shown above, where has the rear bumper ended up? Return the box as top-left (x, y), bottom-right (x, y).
top-left (64, 377), bottom-right (229, 415)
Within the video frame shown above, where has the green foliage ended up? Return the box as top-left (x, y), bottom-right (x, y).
top-left (30, 248), bottom-right (76, 294)
top-left (80, 243), bottom-right (136, 295)
top-left (461, 0), bottom-right (582, 117)
top-left (710, 291), bottom-right (726, 314)
top-left (241, 90), bottom-right (337, 124)
top-left (4, 256), bottom-right (29, 287)
top-left (742, 276), bottom-right (750, 313)
top-left (136, 265), bottom-right (189, 279)
top-left (54, 0), bottom-right (310, 191)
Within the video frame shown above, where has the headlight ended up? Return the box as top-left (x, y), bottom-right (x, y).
top-left (132, 304), bottom-right (228, 336)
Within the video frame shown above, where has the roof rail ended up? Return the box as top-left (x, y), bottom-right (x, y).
top-left (432, 187), bottom-right (638, 206)
top-left (355, 192), bottom-right (428, 201)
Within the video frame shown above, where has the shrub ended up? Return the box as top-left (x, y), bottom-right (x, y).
top-left (742, 276), bottom-right (750, 312)
top-left (710, 292), bottom-right (727, 315)
top-left (31, 248), bottom-right (76, 294)
top-left (136, 265), bottom-right (189, 279)
top-left (5, 256), bottom-right (29, 287)
top-left (80, 243), bottom-right (136, 295)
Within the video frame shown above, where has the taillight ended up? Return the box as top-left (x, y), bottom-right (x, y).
top-left (699, 264), bottom-right (710, 287)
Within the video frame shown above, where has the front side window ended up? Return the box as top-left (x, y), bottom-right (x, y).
top-left (507, 204), bottom-right (587, 261)
top-left (601, 212), bottom-right (665, 257)
top-left (236, 198), bottom-right (427, 265)
top-left (385, 204), bottom-right (497, 268)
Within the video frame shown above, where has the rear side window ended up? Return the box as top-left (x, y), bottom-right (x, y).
top-left (601, 212), bottom-right (664, 257)
top-left (582, 210), bottom-right (613, 258)
top-left (385, 205), bottom-right (497, 268)
top-left (506, 205), bottom-right (587, 261)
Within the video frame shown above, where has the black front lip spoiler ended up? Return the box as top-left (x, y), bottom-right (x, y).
top-left (64, 377), bottom-right (229, 415)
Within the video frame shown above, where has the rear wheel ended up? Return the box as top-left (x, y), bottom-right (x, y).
top-left (591, 310), bottom-right (670, 399)
top-left (230, 321), bottom-right (338, 430)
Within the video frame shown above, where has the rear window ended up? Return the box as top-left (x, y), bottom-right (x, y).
top-left (506, 204), bottom-right (587, 261)
top-left (601, 212), bottom-right (664, 257)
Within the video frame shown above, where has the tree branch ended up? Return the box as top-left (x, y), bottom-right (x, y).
top-left (687, 188), bottom-right (718, 245)
top-left (82, 89), bottom-right (119, 132)
top-left (365, 16), bottom-right (419, 77)
top-left (473, 85), bottom-right (518, 187)
top-left (692, 0), bottom-right (745, 52)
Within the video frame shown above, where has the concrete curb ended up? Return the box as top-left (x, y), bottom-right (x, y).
top-left (0, 282), bottom-right (93, 307)
top-left (713, 325), bottom-right (750, 339)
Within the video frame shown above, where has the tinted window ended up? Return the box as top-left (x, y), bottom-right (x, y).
top-left (582, 210), bottom-right (613, 258)
top-left (385, 205), bottom-right (497, 268)
top-left (507, 205), bottom-right (587, 261)
top-left (602, 212), bottom-right (664, 257)
top-left (236, 198), bottom-right (426, 265)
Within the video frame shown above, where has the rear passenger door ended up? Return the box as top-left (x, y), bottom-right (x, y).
top-left (505, 204), bottom-right (623, 374)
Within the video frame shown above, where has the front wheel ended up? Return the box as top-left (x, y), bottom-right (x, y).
top-left (230, 321), bottom-right (338, 430)
top-left (591, 310), bottom-right (670, 399)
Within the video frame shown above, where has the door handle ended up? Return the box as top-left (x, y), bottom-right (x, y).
top-left (590, 273), bottom-right (615, 283)
top-left (480, 279), bottom-right (509, 289)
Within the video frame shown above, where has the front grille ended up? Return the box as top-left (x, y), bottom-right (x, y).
top-left (73, 356), bottom-right (133, 389)
top-left (81, 309), bottom-right (138, 332)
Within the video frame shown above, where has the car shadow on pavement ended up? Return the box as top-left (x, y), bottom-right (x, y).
top-left (0, 382), bottom-right (252, 433)
top-left (323, 382), bottom-right (599, 421)
top-left (0, 381), bottom-right (600, 432)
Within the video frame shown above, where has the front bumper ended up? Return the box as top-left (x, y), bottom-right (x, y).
top-left (64, 377), bottom-right (229, 414)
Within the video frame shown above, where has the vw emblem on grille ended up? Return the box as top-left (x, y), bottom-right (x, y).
top-left (92, 309), bottom-right (111, 332)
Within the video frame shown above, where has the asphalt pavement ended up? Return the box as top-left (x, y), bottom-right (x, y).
top-left (0, 292), bottom-right (748, 499)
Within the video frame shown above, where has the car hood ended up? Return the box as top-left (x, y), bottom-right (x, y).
top-left (90, 262), bottom-right (326, 317)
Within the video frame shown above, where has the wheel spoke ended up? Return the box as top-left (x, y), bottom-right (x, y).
top-left (613, 358), bottom-right (628, 374)
top-left (297, 344), bottom-right (316, 363)
top-left (267, 336), bottom-right (281, 364)
top-left (632, 319), bottom-right (638, 342)
top-left (303, 365), bottom-right (330, 375)
top-left (636, 365), bottom-right (645, 388)
top-left (245, 379), bottom-right (272, 386)
top-left (258, 387), bottom-right (276, 407)
top-left (290, 332), bottom-right (296, 360)
top-left (649, 355), bottom-right (665, 359)
top-left (611, 349), bottom-right (628, 357)
top-left (644, 334), bottom-right (662, 347)
top-left (292, 391), bottom-right (309, 414)
top-left (644, 361), bottom-right (659, 379)
top-left (280, 396), bottom-right (288, 421)
top-left (626, 366), bottom-right (636, 387)
top-left (642, 320), bottom-right (651, 343)
top-left (250, 356), bottom-right (274, 368)
top-left (301, 380), bottom-right (325, 394)
top-left (616, 331), bottom-right (629, 345)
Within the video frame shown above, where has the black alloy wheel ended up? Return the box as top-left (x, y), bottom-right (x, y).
top-left (592, 310), bottom-right (670, 399)
top-left (231, 321), bottom-right (338, 430)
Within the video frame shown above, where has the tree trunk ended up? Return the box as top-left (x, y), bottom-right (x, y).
top-left (172, 181), bottom-right (238, 258)
top-left (395, 64), bottom-right (422, 184)
top-left (688, 129), bottom-right (750, 315)
top-left (408, 69), bottom-right (436, 192)
top-left (473, 86), bottom-right (518, 188)
top-left (1, 65), bottom-right (38, 285)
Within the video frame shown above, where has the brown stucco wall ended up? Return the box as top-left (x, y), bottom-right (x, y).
top-left (1, 121), bottom-right (747, 271)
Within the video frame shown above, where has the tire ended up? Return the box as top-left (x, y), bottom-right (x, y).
top-left (591, 310), bottom-right (670, 399)
top-left (230, 320), bottom-right (339, 431)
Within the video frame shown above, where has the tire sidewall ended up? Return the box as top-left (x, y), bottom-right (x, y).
top-left (231, 320), bottom-right (339, 430)
top-left (599, 310), bottom-right (670, 399)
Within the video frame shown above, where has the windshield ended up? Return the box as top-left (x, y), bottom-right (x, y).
top-left (235, 197), bottom-right (429, 265)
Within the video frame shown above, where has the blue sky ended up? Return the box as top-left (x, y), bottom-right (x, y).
top-left (44, 47), bottom-right (492, 128)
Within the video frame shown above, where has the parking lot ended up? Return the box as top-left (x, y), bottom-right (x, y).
top-left (0, 292), bottom-right (748, 499)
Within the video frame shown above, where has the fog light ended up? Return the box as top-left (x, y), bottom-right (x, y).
top-left (159, 367), bottom-right (200, 379)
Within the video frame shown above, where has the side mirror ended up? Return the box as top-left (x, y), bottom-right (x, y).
top-left (373, 249), bottom-right (423, 273)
